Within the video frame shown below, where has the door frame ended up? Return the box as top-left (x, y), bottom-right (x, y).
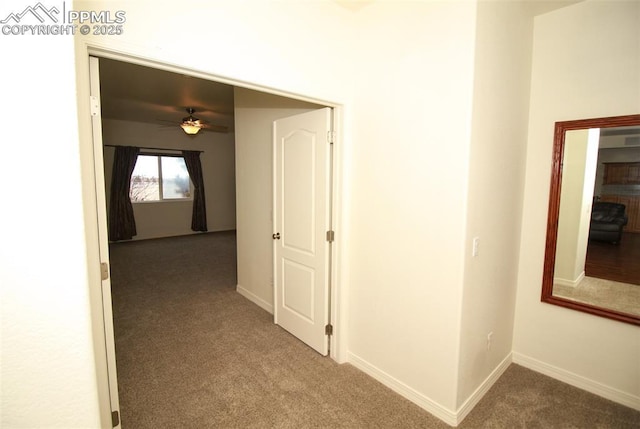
top-left (75, 42), bottom-right (346, 425)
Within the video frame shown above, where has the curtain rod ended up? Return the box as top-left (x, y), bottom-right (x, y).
top-left (103, 144), bottom-right (203, 153)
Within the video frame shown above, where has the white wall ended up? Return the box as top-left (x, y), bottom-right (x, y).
top-left (514, 0), bottom-right (640, 409)
top-left (102, 118), bottom-right (236, 240)
top-left (0, 12), bottom-right (102, 429)
top-left (345, 1), bottom-right (477, 418)
top-left (233, 88), bottom-right (322, 313)
top-left (554, 129), bottom-right (598, 285)
top-left (456, 0), bottom-right (533, 412)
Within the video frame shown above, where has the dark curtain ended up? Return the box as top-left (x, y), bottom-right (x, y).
top-left (183, 150), bottom-right (208, 232)
top-left (108, 146), bottom-right (140, 241)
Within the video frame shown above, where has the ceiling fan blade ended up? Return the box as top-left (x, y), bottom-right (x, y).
top-left (202, 124), bottom-right (229, 133)
top-left (153, 107), bottom-right (231, 134)
top-left (156, 121), bottom-right (228, 134)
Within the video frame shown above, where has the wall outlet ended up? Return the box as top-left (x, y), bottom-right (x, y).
top-left (487, 331), bottom-right (493, 351)
top-left (472, 237), bottom-right (480, 257)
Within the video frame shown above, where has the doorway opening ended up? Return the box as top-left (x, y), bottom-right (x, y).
top-left (86, 52), bottom-right (342, 425)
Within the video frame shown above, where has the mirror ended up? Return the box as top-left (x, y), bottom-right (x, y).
top-left (542, 114), bottom-right (640, 326)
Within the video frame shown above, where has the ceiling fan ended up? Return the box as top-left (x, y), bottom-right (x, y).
top-left (161, 107), bottom-right (229, 135)
top-left (180, 107), bottom-right (206, 135)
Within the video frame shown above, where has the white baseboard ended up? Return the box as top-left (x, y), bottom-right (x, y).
top-left (512, 352), bottom-right (640, 411)
top-left (553, 270), bottom-right (585, 287)
top-left (236, 284), bottom-right (273, 314)
top-left (347, 352), bottom-right (458, 426)
top-left (456, 353), bottom-right (512, 424)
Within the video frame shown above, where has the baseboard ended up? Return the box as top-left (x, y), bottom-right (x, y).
top-left (456, 353), bottom-right (512, 424)
top-left (115, 229), bottom-right (236, 243)
top-left (347, 352), bottom-right (458, 426)
top-left (236, 284), bottom-right (273, 314)
top-left (512, 352), bottom-right (640, 411)
top-left (553, 270), bottom-right (585, 287)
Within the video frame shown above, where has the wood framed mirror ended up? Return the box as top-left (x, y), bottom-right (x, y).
top-left (542, 114), bottom-right (640, 326)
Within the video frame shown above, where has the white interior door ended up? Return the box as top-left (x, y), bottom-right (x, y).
top-left (273, 108), bottom-right (333, 356)
top-left (89, 56), bottom-right (122, 428)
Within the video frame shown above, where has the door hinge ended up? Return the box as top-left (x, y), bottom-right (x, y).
top-left (101, 262), bottom-right (109, 281)
top-left (327, 131), bottom-right (335, 144)
top-left (90, 95), bottom-right (100, 117)
top-left (325, 324), bottom-right (333, 336)
top-left (326, 230), bottom-right (335, 242)
top-left (111, 410), bottom-right (120, 427)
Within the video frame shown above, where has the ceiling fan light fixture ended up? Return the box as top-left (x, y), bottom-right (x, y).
top-left (180, 108), bottom-right (203, 135)
top-left (181, 122), bottom-right (201, 135)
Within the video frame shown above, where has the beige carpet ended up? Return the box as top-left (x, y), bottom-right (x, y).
top-left (554, 276), bottom-right (640, 316)
top-left (109, 232), bottom-right (639, 428)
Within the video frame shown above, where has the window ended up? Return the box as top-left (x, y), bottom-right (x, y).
top-left (130, 154), bottom-right (192, 202)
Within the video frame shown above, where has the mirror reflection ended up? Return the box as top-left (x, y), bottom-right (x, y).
top-left (552, 126), bottom-right (640, 316)
top-left (542, 114), bottom-right (640, 325)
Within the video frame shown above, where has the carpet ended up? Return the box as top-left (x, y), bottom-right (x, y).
top-left (109, 232), bottom-right (639, 428)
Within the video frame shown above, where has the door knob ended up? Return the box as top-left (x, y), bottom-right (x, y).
top-left (273, 232), bottom-right (281, 240)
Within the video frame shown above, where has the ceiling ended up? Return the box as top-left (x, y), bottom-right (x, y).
top-left (332, 0), bottom-right (582, 16)
top-left (600, 126), bottom-right (640, 149)
top-left (98, 58), bottom-right (236, 133)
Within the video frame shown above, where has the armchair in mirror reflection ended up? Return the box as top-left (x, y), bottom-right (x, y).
top-left (589, 201), bottom-right (628, 244)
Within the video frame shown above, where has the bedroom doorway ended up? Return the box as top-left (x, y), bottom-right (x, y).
top-left (85, 51), bottom-right (342, 426)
